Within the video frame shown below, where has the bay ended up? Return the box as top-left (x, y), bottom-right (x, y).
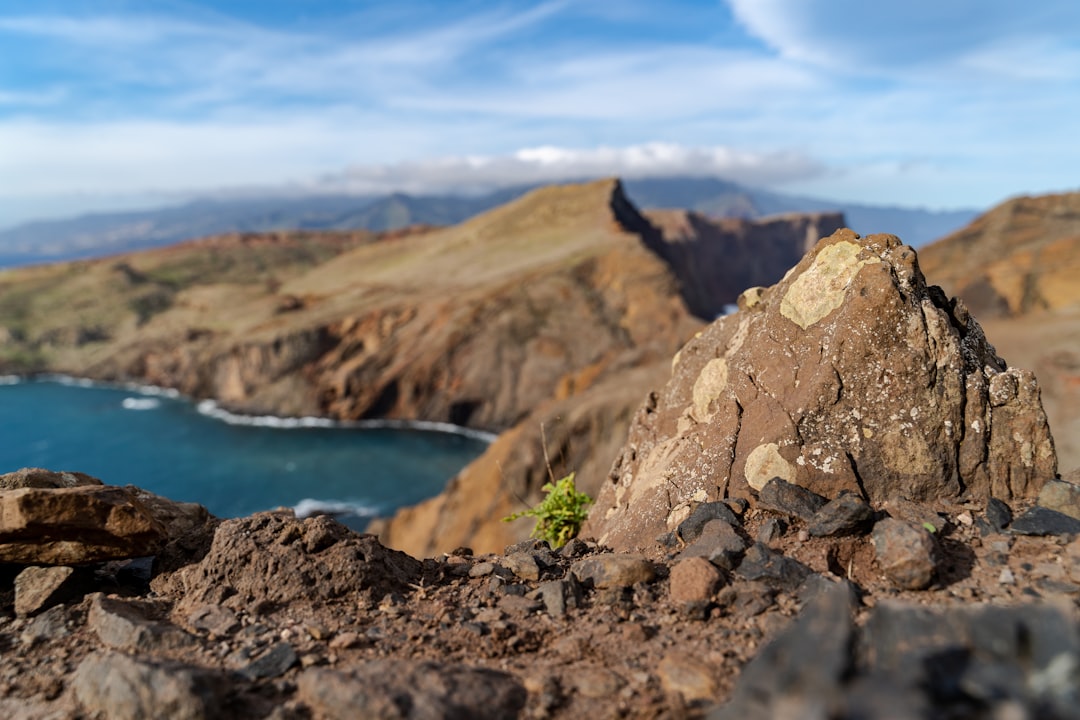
top-left (0, 377), bottom-right (491, 530)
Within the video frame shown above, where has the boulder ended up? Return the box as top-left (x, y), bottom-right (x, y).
top-left (0, 484), bottom-right (165, 564)
top-left (153, 511), bottom-right (422, 614)
top-left (586, 229), bottom-right (1057, 551)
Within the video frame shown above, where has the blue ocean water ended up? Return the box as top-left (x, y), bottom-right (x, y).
top-left (0, 376), bottom-right (491, 530)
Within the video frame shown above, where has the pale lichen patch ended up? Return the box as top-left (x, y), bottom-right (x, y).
top-left (691, 358), bottom-right (729, 420)
top-left (780, 241), bottom-right (877, 329)
top-left (744, 443), bottom-right (795, 491)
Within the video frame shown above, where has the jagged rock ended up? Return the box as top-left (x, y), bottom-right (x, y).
top-left (72, 651), bottom-right (227, 720)
top-left (676, 501), bottom-right (741, 543)
top-left (153, 512), bottom-right (422, 614)
top-left (185, 604), bottom-right (240, 638)
top-left (872, 519), bottom-right (937, 590)
top-left (808, 492), bottom-right (875, 537)
top-left (985, 497), bottom-right (1013, 531)
top-left (711, 581), bottom-right (856, 720)
top-left (570, 553), bottom-right (656, 589)
top-left (88, 593), bottom-right (195, 652)
top-left (679, 519), bottom-right (748, 571)
top-left (734, 543), bottom-right (811, 592)
top-left (238, 642), bottom-right (297, 681)
top-left (0, 484), bottom-right (165, 564)
top-left (13, 566), bottom-right (89, 617)
top-left (757, 477), bottom-right (828, 521)
top-left (756, 518), bottom-right (786, 544)
top-left (529, 577), bottom-right (584, 618)
top-left (1010, 506), bottom-right (1080, 536)
top-left (587, 229), bottom-right (1057, 551)
top-left (297, 661), bottom-right (527, 720)
top-left (0, 467), bottom-right (100, 490)
top-left (669, 557), bottom-right (725, 604)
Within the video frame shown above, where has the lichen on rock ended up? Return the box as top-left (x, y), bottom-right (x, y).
top-left (585, 228), bottom-right (1058, 551)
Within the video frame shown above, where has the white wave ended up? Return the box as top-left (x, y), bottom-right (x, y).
top-left (0, 375), bottom-right (21, 385)
top-left (294, 498), bottom-right (380, 520)
top-left (121, 397), bottom-right (161, 411)
top-left (196, 399), bottom-right (498, 442)
top-left (43, 373), bottom-right (96, 387)
top-left (123, 383), bottom-right (181, 399)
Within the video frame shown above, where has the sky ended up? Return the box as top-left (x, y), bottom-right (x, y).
top-left (2, 0), bottom-right (1079, 228)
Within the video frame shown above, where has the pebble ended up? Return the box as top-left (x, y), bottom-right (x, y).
top-left (571, 553), bottom-right (656, 589)
top-left (468, 561), bottom-right (495, 578)
top-left (677, 501), bottom-right (741, 542)
top-left (657, 655), bottom-right (717, 702)
top-left (757, 478), bottom-right (828, 522)
top-left (998, 568), bottom-right (1016, 585)
top-left (808, 492), bottom-right (874, 537)
top-left (679, 519), bottom-right (748, 570)
top-left (871, 518), bottom-right (937, 590)
top-left (669, 557), bottom-right (725, 604)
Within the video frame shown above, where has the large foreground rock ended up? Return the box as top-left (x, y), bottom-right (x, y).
top-left (586, 229), bottom-right (1057, 551)
top-left (154, 512), bottom-right (422, 614)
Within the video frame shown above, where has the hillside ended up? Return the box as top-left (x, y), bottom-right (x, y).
top-left (0, 176), bottom-right (973, 267)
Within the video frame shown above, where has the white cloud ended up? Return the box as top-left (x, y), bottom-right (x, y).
top-left (315, 143), bottom-right (825, 195)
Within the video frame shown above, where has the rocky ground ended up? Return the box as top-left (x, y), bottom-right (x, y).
top-left (2, 468), bottom-right (1080, 719)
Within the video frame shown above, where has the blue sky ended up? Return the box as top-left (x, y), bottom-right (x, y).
top-left (2, 0), bottom-right (1079, 227)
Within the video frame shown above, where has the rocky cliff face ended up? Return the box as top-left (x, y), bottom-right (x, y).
top-left (918, 192), bottom-right (1080, 318)
top-left (644, 209), bottom-right (845, 318)
top-left (585, 228), bottom-right (1057, 552)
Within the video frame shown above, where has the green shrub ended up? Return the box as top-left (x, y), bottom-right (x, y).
top-left (503, 472), bottom-right (592, 548)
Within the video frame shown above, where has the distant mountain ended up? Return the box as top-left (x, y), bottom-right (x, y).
top-left (0, 177), bottom-right (978, 267)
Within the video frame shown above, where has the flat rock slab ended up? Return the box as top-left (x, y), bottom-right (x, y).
top-left (298, 661), bottom-right (527, 720)
top-left (571, 553), bottom-right (656, 589)
top-left (0, 485), bottom-right (165, 564)
top-left (14, 566), bottom-right (90, 617)
top-left (1010, 506), bottom-right (1080, 536)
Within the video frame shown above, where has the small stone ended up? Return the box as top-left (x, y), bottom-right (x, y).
top-left (734, 543), bottom-right (811, 592)
top-left (757, 478), bottom-right (828, 522)
top-left (986, 497), bottom-right (1013, 531)
top-left (669, 557), bottom-right (725, 604)
top-left (468, 561), bottom-right (495, 578)
top-left (998, 568), bottom-right (1015, 585)
top-left (503, 552), bottom-right (541, 581)
top-left (570, 666), bottom-right (625, 698)
top-left (187, 604), bottom-right (240, 638)
top-left (1010, 507), bottom-right (1080, 536)
top-left (89, 593), bottom-right (196, 652)
top-left (20, 605), bottom-right (70, 645)
top-left (872, 518), bottom-right (937, 590)
top-left (657, 655), bottom-right (717, 702)
top-left (240, 642), bottom-right (297, 681)
top-left (14, 565), bottom-right (87, 617)
top-left (531, 577), bottom-right (583, 618)
top-left (558, 537), bottom-right (589, 557)
top-left (1037, 479), bottom-right (1080, 521)
top-left (956, 511), bottom-right (973, 527)
top-left (677, 502), bottom-right (740, 542)
top-left (571, 554), bottom-right (655, 589)
top-left (756, 518), bottom-right (786, 544)
top-left (497, 594), bottom-right (542, 616)
top-left (680, 519), bottom-right (748, 570)
top-left (796, 529), bottom-right (810, 543)
top-left (808, 492), bottom-right (874, 537)
top-left (73, 651), bottom-right (226, 720)
top-left (329, 632), bottom-right (363, 650)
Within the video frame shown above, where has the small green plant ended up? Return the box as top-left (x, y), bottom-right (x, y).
top-left (503, 472), bottom-right (592, 548)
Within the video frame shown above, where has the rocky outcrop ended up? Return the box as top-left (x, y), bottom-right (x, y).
top-left (644, 209), bottom-right (845, 318)
top-left (919, 191), bottom-right (1080, 318)
top-left (586, 229), bottom-right (1057, 551)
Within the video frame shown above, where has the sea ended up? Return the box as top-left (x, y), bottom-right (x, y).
top-left (0, 375), bottom-right (493, 531)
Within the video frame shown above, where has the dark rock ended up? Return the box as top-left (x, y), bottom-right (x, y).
top-left (1037, 479), bottom-right (1080, 520)
top-left (1010, 506), bottom-right (1080, 536)
top-left (757, 477), bottom-right (828, 521)
top-left (734, 543), bottom-right (811, 593)
top-left (798, 573), bottom-right (860, 609)
top-left (239, 642), bottom-right (297, 681)
top-left (715, 581), bottom-right (777, 617)
top-left (680, 519), bottom-right (748, 571)
top-left (72, 651), bottom-right (227, 720)
top-left (13, 565), bottom-right (90, 617)
top-left (711, 580), bottom-right (856, 719)
top-left (755, 518), bottom-right (786, 544)
top-left (530, 577), bottom-right (583, 618)
top-left (88, 593), bottom-right (196, 652)
top-left (557, 537), bottom-right (589, 558)
top-left (570, 553), bottom-right (655, 589)
top-left (872, 518), bottom-right (937, 590)
top-left (986, 497), bottom-right (1013, 531)
top-left (669, 556), bottom-right (725, 604)
top-left (808, 492), bottom-right (874, 537)
top-left (676, 502), bottom-right (740, 542)
top-left (298, 661), bottom-right (527, 720)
